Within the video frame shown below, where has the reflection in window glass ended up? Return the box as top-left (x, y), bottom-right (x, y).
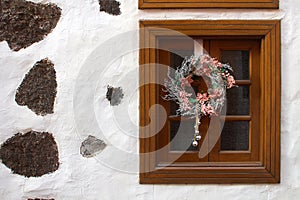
top-left (221, 50), bottom-right (249, 80)
top-left (225, 86), bottom-right (249, 115)
top-left (221, 121), bottom-right (249, 151)
top-left (170, 120), bottom-right (198, 151)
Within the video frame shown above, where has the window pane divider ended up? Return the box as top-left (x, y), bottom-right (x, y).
top-left (223, 115), bottom-right (251, 121)
top-left (235, 80), bottom-right (251, 85)
top-left (168, 115), bottom-right (251, 121)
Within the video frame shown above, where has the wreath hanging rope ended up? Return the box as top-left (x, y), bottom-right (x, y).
top-left (163, 54), bottom-right (237, 147)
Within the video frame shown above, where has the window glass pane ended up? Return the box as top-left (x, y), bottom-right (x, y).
top-left (170, 120), bottom-right (198, 151)
top-left (169, 50), bottom-right (194, 75)
top-left (170, 50), bottom-right (193, 68)
top-left (221, 50), bottom-right (249, 80)
top-left (169, 101), bottom-right (180, 116)
top-left (225, 86), bottom-right (249, 115)
top-left (221, 121), bottom-right (249, 151)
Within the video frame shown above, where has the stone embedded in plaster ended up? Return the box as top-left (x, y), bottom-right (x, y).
top-left (0, 0), bottom-right (61, 51)
top-left (0, 131), bottom-right (59, 177)
top-left (99, 0), bottom-right (121, 16)
top-left (28, 199), bottom-right (55, 200)
top-left (106, 85), bottom-right (124, 106)
top-left (80, 135), bottom-right (107, 158)
top-left (15, 58), bottom-right (57, 116)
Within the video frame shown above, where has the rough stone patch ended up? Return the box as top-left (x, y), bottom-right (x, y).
top-left (0, 131), bottom-right (59, 177)
top-left (0, 0), bottom-right (61, 51)
top-left (28, 199), bottom-right (55, 200)
top-left (99, 0), bottom-right (121, 16)
top-left (80, 135), bottom-right (106, 158)
top-left (15, 58), bottom-right (57, 116)
top-left (106, 85), bottom-right (124, 106)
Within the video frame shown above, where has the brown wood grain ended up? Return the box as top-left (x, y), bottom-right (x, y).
top-left (139, 0), bottom-right (279, 9)
top-left (139, 20), bottom-right (281, 184)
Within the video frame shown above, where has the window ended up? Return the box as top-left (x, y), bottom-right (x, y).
top-left (138, 0), bottom-right (279, 9)
top-left (139, 20), bottom-right (281, 184)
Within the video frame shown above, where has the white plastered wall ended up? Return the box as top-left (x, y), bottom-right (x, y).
top-left (0, 0), bottom-right (299, 199)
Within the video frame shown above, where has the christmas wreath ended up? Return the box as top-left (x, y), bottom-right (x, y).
top-left (164, 54), bottom-right (236, 147)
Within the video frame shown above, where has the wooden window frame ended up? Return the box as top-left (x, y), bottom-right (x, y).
top-left (139, 20), bottom-right (281, 184)
top-left (138, 0), bottom-right (279, 9)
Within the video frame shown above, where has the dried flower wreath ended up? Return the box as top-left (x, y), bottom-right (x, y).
top-left (164, 54), bottom-right (236, 147)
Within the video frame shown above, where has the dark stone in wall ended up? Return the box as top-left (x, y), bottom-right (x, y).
top-left (106, 85), bottom-right (124, 106)
top-left (99, 0), bottom-right (121, 16)
top-left (0, 0), bottom-right (61, 51)
top-left (15, 58), bottom-right (57, 116)
top-left (28, 199), bottom-right (55, 200)
top-left (80, 135), bottom-right (106, 158)
top-left (0, 131), bottom-right (59, 177)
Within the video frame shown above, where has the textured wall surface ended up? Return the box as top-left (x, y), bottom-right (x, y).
top-left (0, 131), bottom-right (59, 177)
top-left (15, 58), bottom-right (57, 116)
top-left (0, 0), bottom-right (61, 51)
top-left (0, 0), bottom-right (299, 199)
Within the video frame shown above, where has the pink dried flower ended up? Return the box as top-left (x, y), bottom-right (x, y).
top-left (196, 93), bottom-right (209, 104)
top-left (227, 75), bottom-right (236, 88)
top-left (180, 91), bottom-right (192, 98)
top-left (200, 54), bottom-right (211, 63)
top-left (213, 58), bottom-right (222, 68)
top-left (199, 65), bottom-right (212, 76)
top-left (201, 104), bottom-right (216, 116)
top-left (180, 75), bottom-right (194, 87)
